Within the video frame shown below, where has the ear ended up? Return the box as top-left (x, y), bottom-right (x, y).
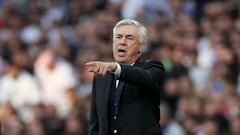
top-left (138, 43), bottom-right (145, 54)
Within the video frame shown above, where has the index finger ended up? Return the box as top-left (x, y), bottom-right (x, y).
top-left (86, 61), bottom-right (97, 66)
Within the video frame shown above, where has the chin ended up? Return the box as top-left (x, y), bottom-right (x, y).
top-left (115, 57), bottom-right (126, 63)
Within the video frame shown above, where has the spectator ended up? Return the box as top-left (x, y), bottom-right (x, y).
top-left (160, 103), bottom-right (186, 135)
top-left (0, 50), bottom-right (40, 121)
top-left (34, 48), bottom-right (77, 118)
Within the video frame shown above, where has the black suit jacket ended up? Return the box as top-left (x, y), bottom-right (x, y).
top-left (89, 59), bottom-right (165, 135)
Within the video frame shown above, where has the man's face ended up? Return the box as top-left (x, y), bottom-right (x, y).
top-left (113, 25), bottom-right (144, 64)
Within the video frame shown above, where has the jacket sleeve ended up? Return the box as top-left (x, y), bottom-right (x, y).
top-left (118, 60), bottom-right (165, 91)
top-left (89, 77), bottom-right (99, 135)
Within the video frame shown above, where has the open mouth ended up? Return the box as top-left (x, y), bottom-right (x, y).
top-left (117, 48), bottom-right (126, 56)
top-left (118, 49), bottom-right (126, 53)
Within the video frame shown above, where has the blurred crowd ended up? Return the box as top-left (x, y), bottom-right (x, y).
top-left (0, 0), bottom-right (239, 135)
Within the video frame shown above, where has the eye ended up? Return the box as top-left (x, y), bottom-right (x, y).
top-left (127, 37), bottom-right (134, 40)
top-left (115, 35), bottom-right (121, 39)
top-left (126, 35), bottom-right (134, 40)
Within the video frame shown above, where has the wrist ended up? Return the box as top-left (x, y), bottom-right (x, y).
top-left (112, 62), bottom-right (117, 72)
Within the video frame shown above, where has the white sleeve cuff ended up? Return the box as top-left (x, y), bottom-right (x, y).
top-left (114, 62), bottom-right (121, 78)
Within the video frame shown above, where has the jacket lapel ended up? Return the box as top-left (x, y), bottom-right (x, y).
top-left (97, 73), bottom-right (114, 134)
top-left (101, 73), bottom-right (114, 114)
top-left (115, 80), bottom-right (124, 116)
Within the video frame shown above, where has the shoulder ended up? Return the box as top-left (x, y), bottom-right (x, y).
top-left (141, 60), bottom-right (165, 70)
top-left (143, 59), bottom-right (163, 65)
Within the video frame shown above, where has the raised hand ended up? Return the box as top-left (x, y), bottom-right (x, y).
top-left (86, 61), bottom-right (117, 77)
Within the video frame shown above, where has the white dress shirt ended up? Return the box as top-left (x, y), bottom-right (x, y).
top-left (113, 62), bottom-right (135, 88)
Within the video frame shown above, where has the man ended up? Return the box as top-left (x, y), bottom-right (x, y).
top-left (86, 19), bottom-right (165, 135)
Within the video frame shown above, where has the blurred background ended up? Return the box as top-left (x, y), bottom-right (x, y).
top-left (0, 0), bottom-right (239, 135)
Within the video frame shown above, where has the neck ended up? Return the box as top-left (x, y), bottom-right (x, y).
top-left (126, 55), bottom-right (139, 64)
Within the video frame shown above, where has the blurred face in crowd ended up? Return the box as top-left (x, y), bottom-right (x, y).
top-left (12, 51), bottom-right (30, 69)
top-left (113, 25), bottom-right (144, 64)
top-left (37, 49), bottom-right (56, 70)
top-left (231, 117), bottom-right (240, 135)
top-left (202, 120), bottom-right (218, 135)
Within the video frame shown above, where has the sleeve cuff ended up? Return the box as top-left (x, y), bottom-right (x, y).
top-left (113, 62), bottom-right (121, 78)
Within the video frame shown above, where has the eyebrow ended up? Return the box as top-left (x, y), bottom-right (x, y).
top-left (115, 34), bottom-right (135, 38)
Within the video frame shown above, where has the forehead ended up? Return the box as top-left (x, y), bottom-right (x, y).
top-left (115, 25), bottom-right (139, 36)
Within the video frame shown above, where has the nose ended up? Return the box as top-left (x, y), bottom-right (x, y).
top-left (119, 37), bottom-right (127, 45)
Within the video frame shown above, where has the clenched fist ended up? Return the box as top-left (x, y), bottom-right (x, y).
top-left (86, 61), bottom-right (117, 77)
